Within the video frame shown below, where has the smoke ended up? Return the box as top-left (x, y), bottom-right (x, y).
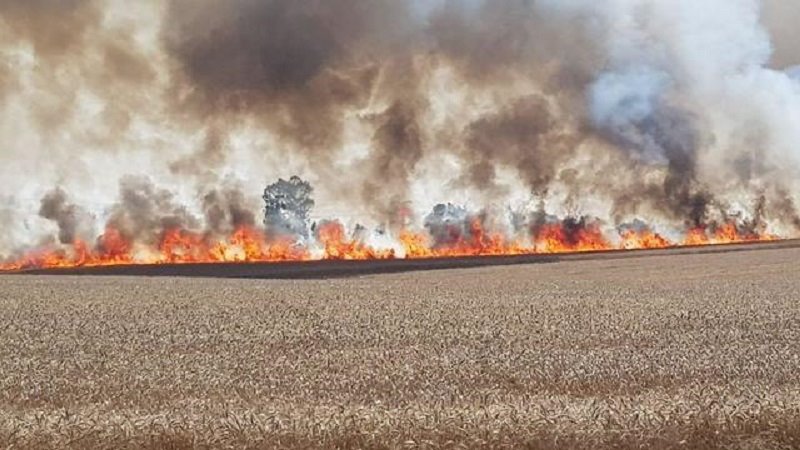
top-left (170, 125), bottom-right (229, 181)
top-left (1, 0), bottom-right (800, 256)
top-left (0, 195), bottom-right (23, 259)
top-left (106, 176), bottom-right (200, 246)
top-left (162, 0), bottom-right (412, 153)
top-left (0, 1), bottom-right (101, 59)
top-left (424, 203), bottom-right (471, 248)
top-left (462, 95), bottom-right (566, 194)
top-left (201, 183), bottom-right (257, 236)
top-left (763, 0), bottom-right (800, 68)
top-left (38, 188), bottom-right (94, 244)
top-left (361, 100), bottom-right (425, 215)
top-left (541, 0), bottom-right (800, 227)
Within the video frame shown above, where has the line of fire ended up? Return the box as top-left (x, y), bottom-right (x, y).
top-left (0, 175), bottom-right (788, 273)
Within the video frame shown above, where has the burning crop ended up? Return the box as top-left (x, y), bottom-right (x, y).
top-left (0, 0), bottom-right (799, 272)
top-left (0, 177), bottom-right (785, 272)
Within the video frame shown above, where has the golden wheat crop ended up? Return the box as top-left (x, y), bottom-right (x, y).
top-left (1, 247), bottom-right (799, 449)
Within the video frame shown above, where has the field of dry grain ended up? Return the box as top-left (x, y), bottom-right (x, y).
top-left (1, 247), bottom-right (800, 449)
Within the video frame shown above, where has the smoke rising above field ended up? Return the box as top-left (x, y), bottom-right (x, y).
top-left (38, 188), bottom-right (94, 245)
top-left (106, 176), bottom-right (200, 247)
top-left (1, 0), bottom-right (800, 256)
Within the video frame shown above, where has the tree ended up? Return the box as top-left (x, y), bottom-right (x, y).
top-left (263, 176), bottom-right (315, 239)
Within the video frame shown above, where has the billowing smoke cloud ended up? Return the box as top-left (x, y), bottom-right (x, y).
top-left (1, 0), bottom-right (800, 256)
top-left (541, 0), bottom-right (800, 228)
top-left (462, 95), bottom-right (569, 194)
top-left (38, 188), bottom-right (94, 244)
top-left (201, 183), bottom-right (257, 236)
top-left (0, 197), bottom-right (15, 258)
top-left (589, 68), bottom-right (712, 226)
top-left (162, 0), bottom-right (411, 152)
top-left (106, 176), bottom-right (200, 246)
top-left (361, 99), bottom-right (425, 215)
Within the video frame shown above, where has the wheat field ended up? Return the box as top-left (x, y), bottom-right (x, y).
top-left (1, 247), bottom-right (799, 449)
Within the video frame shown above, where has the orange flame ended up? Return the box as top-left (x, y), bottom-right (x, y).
top-left (534, 223), bottom-right (611, 253)
top-left (683, 223), bottom-right (779, 246)
top-left (316, 221), bottom-right (395, 260)
top-left (0, 219), bottom-right (784, 272)
top-left (619, 229), bottom-right (672, 250)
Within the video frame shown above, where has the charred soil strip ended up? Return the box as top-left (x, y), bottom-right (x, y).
top-left (8, 239), bottom-right (800, 279)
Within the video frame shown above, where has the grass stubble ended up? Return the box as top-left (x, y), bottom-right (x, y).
top-left (1, 248), bottom-right (799, 449)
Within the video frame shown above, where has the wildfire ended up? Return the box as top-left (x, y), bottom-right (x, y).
top-left (399, 219), bottom-right (529, 258)
top-left (682, 223), bottom-right (779, 246)
top-left (619, 229), bottom-right (672, 250)
top-left (0, 218), bottom-right (782, 272)
top-left (534, 222), bottom-right (610, 253)
top-left (316, 222), bottom-right (395, 260)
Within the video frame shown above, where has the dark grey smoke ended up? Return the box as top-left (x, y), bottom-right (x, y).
top-left (163, 0), bottom-right (412, 152)
top-left (361, 100), bottom-right (424, 216)
top-left (735, 195), bottom-right (769, 237)
top-left (38, 188), bottom-right (93, 244)
top-left (769, 189), bottom-right (800, 232)
top-left (159, 0), bottom-right (783, 233)
top-left (202, 183), bottom-right (257, 235)
top-left (463, 95), bottom-right (570, 194)
top-left (106, 176), bottom-right (200, 245)
top-left (161, 0), bottom-right (605, 217)
top-left (618, 219), bottom-right (653, 236)
top-left (590, 68), bottom-right (714, 227)
top-left (0, 1), bottom-right (100, 59)
top-left (527, 201), bottom-right (559, 238)
top-left (553, 216), bottom-right (599, 244)
top-left (424, 203), bottom-right (471, 247)
top-left (0, 0), bottom-right (155, 136)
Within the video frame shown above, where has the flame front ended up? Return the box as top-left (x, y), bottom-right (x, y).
top-left (0, 218), bottom-right (783, 272)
